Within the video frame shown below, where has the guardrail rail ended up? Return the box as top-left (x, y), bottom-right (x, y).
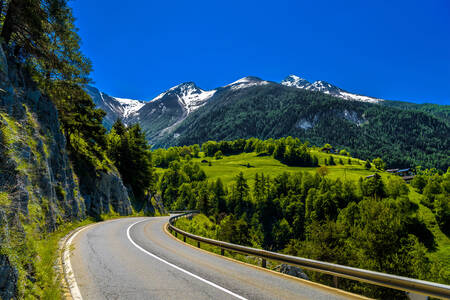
top-left (168, 211), bottom-right (450, 299)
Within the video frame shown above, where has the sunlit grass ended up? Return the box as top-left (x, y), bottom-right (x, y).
top-left (188, 151), bottom-right (381, 187)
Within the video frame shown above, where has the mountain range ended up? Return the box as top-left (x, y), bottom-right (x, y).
top-left (87, 75), bottom-right (384, 134)
top-left (87, 75), bottom-right (449, 169)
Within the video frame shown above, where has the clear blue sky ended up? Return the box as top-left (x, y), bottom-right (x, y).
top-left (71, 0), bottom-right (450, 105)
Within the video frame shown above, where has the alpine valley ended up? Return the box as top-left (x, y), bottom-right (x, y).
top-left (88, 75), bottom-right (449, 170)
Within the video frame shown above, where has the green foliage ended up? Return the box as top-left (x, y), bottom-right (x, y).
top-left (217, 215), bottom-right (251, 246)
top-left (386, 175), bottom-right (409, 199)
top-left (107, 120), bottom-right (155, 200)
top-left (0, 217), bottom-right (94, 299)
top-left (214, 150), bottom-right (223, 160)
top-left (328, 156), bottom-right (335, 166)
top-left (0, 191), bottom-right (10, 206)
top-left (360, 174), bottom-right (386, 200)
top-left (364, 159), bottom-right (371, 170)
top-left (1, 0), bottom-right (114, 178)
top-left (411, 174), bottom-right (427, 193)
top-left (1, 0), bottom-right (91, 84)
top-left (339, 149), bottom-right (349, 156)
top-left (382, 100), bottom-right (450, 124)
top-left (372, 157), bottom-right (386, 170)
top-left (49, 82), bottom-right (109, 174)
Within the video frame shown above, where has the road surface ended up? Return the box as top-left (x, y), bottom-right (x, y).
top-left (69, 216), bottom-right (365, 300)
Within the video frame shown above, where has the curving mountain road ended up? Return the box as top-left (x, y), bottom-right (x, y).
top-left (69, 216), bottom-right (366, 300)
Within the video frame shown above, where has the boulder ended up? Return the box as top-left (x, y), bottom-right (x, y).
top-left (276, 264), bottom-right (309, 280)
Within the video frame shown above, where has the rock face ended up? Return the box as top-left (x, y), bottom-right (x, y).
top-left (82, 172), bottom-right (132, 216)
top-left (0, 45), bottom-right (132, 298)
top-left (276, 264), bottom-right (309, 280)
top-left (0, 255), bottom-right (17, 300)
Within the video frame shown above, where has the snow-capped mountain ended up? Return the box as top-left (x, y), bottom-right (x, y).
top-left (151, 82), bottom-right (216, 114)
top-left (84, 85), bottom-right (146, 129)
top-left (225, 76), bottom-right (270, 90)
top-left (280, 75), bottom-right (310, 89)
top-left (88, 74), bottom-right (395, 144)
top-left (281, 75), bottom-right (382, 103)
top-left (113, 97), bottom-right (146, 118)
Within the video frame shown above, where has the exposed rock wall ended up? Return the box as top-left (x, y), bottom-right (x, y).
top-left (0, 45), bottom-right (132, 299)
top-left (82, 172), bottom-right (132, 216)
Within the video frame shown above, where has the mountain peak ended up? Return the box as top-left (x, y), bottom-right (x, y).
top-left (281, 76), bottom-right (381, 103)
top-left (227, 76), bottom-right (264, 86)
top-left (150, 81), bottom-right (216, 114)
top-left (306, 80), bottom-right (342, 94)
top-left (281, 75), bottom-right (310, 88)
top-left (226, 76), bottom-right (270, 90)
top-left (168, 81), bottom-right (197, 91)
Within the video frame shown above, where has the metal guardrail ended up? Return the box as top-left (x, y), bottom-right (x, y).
top-left (168, 211), bottom-right (450, 299)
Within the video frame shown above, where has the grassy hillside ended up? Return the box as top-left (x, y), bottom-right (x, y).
top-left (188, 150), bottom-right (379, 187)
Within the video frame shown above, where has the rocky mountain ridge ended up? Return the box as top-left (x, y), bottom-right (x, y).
top-left (88, 74), bottom-right (386, 141)
top-left (281, 75), bottom-right (381, 103)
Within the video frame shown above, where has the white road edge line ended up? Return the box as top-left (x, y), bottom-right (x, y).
top-left (64, 225), bottom-right (93, 300)
top-left (127, 219), bottom-right (248, 300)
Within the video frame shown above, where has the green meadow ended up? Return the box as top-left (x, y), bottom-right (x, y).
top-left (188, 150), bottom-right (383, 187)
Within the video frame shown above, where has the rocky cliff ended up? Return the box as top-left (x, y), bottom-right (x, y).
top-left (0, 46), bottom-right (132, 299)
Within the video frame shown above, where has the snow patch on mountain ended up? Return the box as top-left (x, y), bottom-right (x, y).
top-left (281, 75), bottom-right (382, 103)
top-left (173, 83), bottom-right (216, 114)
top-left (150, 82), bottom-right (216, 114)
top-left (281, 75), bottom-right (310, 88)
top-left (113, 97), bottom-right (146, 118)
top-left (226, 76), bottom-right (270, 90)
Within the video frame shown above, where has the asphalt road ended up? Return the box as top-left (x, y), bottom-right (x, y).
top-left (70, 216), bottom-right (364, 300)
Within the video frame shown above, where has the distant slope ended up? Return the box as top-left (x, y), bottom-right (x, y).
top-left (165, 84), bottom-right (449, 170)
top-left (382, 100), bottom-right (450, 124)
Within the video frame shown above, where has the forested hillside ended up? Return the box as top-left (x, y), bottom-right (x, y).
top-left (164, 85), bottom-right (449, 170)
top-left (153, 138), bottom-right (450, 298)
top-left (382, 100), bottom-right (450, 124)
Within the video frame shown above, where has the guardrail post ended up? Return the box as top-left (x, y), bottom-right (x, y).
top-left (262, 259), bottom-right (266, 268)
top-left (221, 249), bottom-right (224, 256)
top-left (333, 276), bottom-right (338, 288)
top-left (183, 235), bottom-right (186, 242)
top-left (175, 232), bottom-right (177, 238)
top-left (197, 241), bottom-right (200, 248)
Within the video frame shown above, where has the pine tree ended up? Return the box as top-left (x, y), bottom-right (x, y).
top-left (107, 121), bottom-right (155, 201)
top-left (329, 156), bottom-right (336, 166)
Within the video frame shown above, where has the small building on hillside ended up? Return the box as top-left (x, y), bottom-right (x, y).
top-left (386, 168), bottom-right (399, 173)
top-left (402, 175), bottom-right (415, 183)
top-left (396, 168), bottom-right (413, 176)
